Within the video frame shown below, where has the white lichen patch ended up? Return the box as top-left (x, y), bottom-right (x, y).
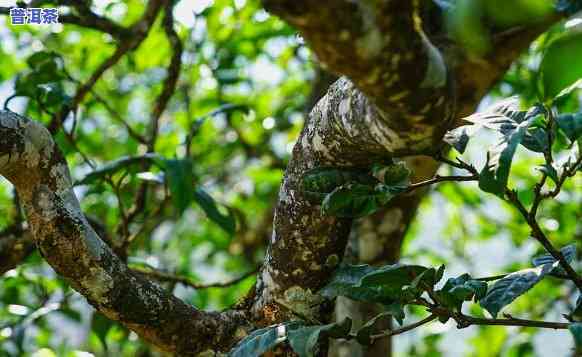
top-left (81, 266), bottom-right (113, 302)
top-left (23, 139), bottom-right (41, 168)
top-left (260, 266), bottom-right (280, 292)
top-left (50, 163), bottom-right (73, 192)
top-left (23, 120), bottom-right (54, 167)
top-left (279, 286), bottom-right (324, 322)
top-left (34, 185), bottom-right (59, 221)
top-left (310, 131), bottom-right (335, 161)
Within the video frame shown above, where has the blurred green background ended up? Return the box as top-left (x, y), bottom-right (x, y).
top-left (0, 0), bottom-right (580, 356)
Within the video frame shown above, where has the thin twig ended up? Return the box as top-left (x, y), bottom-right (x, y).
top-left (506, 190), bottom-right (582, 290)
top-left (370, 314), bottom-right (438, 340)
top-left (407, 174), bottom-right (479, 192)
top-left (131, 267), bottom-right (259, 289)
top-left (456, 313), bottom-right (570, 330)
top-left (147, 3), bottom-right (183, 151)
top-left (48, 0), bottom-right (168, 133)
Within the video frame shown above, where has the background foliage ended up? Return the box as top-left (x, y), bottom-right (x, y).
top-left (0, 0), bottom-right (580, 356)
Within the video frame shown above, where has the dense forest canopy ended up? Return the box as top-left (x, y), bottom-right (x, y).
top-left (0, 0), bottom-right (580, 356)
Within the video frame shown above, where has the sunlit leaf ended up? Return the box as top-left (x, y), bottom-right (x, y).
top-left (531, 244), bottom-right (576, 276)
top-left (477, 104), bottom-right (543, 196)
top-left (164, 158), bottom-right (195, 216)
top-left (193, 188), bottom-right (236, 235)
top-left (76, 154), bottom-right (162, 185)
top-left (480, 263), bottom-right (555, 317)
top-left (539, 31), bottom-right (582, 101)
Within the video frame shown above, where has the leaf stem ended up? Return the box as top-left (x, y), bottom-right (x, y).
top-left (455, 313), bottom-right (570, 330)
top-left (407, 174), bottom-right (479, 192)
top-left (505, 190), bottom-right (582, 290)
top-left (370, 314), bottom-right (438, 340)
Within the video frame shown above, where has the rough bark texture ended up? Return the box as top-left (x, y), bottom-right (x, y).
top-left (251, 0), bottom-right (557, 327)
top-left (0, 111), bottom-right (249, 356)
top-left (0, 1), bottom-right (564, 355)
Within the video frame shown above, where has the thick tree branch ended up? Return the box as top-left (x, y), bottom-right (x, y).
top-left (263, 0), bottom-right (454, 154)
top-left (253, 1), bottom-right (564, 329)
top-left (0, 111), bottom-right (249, 355)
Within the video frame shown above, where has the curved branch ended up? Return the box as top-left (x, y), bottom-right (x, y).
top-left (0, 110), bottom-right (249, 355)
top-left (252, 2), bottom-right (564, 327)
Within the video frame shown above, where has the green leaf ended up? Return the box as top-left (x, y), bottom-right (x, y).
top-left (539, 30), bottom-right (582, 101)
top-left (75, 153), bottom-right (161, 185)
top-left (385, 302), bottom-right (406, 326)
top-left (521, 127), bottom-right (548, 153)
top-left (531, 244), bottom-right (576, 276)
top-left (288, 318), bottom-right (352, 357)
top-left (193, 188), bottom-right (236, 235)
top-left (14, 51), bottom-right (65, 100)
top-left (444, 98), bottom-right (540, 158)
top-left (321, 183), bottom-right (395, 218)
top-left (228, 322), bottom-right (301, 357)
top-left (320, 264), bottom-right (391, 304)
top-left (320, 263), bottom-right (431, 304)
top-left (569, 322), bottom-right (582, 353)
top-left (479, 263), bottom-right (555, 318)
top-left (360, 264), bottom-right (429, 288)
top-left (91, 312), bottom-right (114, 350)
top-left (556, 0), bottom-right (582, 14)
top-left (538, 163), bottom-right (559, 184)
top-left (37, 82), bottom-right (72, 110)
top-left (164, 158), bottom-right (195, 216)
top-left (372, 161), bottom-right (411, 189)
top-left (408, 265), bottom-right (445, 293)
top-left (465, 280), bottom-right (489, 301)
top-left (477, 104), bottom-right (542, 196)
top-left (556, 113), bottom-right (582, 143)
top-left (26, 51), bottom-right (60, 71)
top-left (301, 167), bottom-right (377, 203)
top-left (436, 273), bottom-right (488, 311)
